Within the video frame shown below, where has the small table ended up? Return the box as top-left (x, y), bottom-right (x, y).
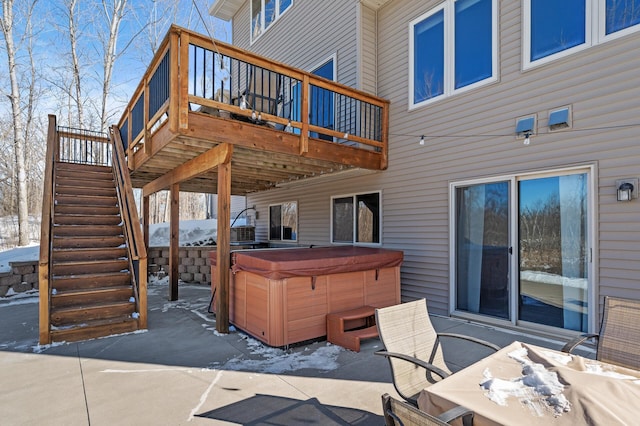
top-left (418, 341), bottom-right (640, 425)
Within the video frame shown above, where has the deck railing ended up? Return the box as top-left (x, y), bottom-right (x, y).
top-left (117, 25), bottom-right (388, 164)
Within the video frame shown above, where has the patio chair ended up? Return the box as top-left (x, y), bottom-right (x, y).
top-left (381, 393), bottom-right (473, 426)
top-left (562, 296), bottom-right (640, 370)
top-left (375, 299), bottom-right (500, 407)
top-left (235, 66), bottom-right (281, 124)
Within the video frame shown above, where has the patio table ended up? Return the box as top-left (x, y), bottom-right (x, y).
top-left (417, 341), bottom-right (640, 425)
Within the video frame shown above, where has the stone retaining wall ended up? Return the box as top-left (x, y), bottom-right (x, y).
top-left (0, 247), bottom-right (214, 297)
top-left (0, 261), bottom-right (39, 297)
top-left (147, 246), bottom-right (214, 285)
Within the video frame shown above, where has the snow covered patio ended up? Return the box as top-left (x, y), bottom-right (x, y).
top-left (0, 277), bottom-right (583, 425)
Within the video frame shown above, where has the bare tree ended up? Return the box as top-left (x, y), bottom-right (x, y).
top-left (97, 0), bottom-right (127, 133)
top-left (66, 0), bottom-right (84, 127)
top-left (0, 0), bottom-right (38, 246)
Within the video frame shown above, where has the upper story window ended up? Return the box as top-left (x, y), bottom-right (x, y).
top-left (251, 0), bottom-right (293, 42)
top-left (409, 0), bottom-right (497, 109)
top-left (269, 201), bottom-right (297, 241)
top-left (524, 0), bottom-right (640, 68)
top-left (331, 192), bottom-right (381, 245)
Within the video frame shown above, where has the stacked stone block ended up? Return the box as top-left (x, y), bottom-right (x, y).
top-left (147, 246), bottom-right (213, 285)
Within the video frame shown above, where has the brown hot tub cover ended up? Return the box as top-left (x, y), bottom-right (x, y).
top-left (227, 246), bottom-right (403, 280)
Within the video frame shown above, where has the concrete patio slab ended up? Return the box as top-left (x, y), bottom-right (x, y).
top-left (0, 281), bottom-right (591, 425)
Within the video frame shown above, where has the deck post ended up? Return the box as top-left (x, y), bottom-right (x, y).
top-left (169, 183), bottom-right (180, 301)
top-left (143, 195), bottom-right (150, 249)
top-left (216, 144), bottom-right (233, 333)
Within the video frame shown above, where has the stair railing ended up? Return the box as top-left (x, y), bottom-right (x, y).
top-left (39, 115), bottom-right (59, 344)
top-left (110, 125), bottom-right (148, 329)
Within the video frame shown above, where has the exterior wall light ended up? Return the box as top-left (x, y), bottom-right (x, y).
top-left (616, 179), bottom-right (638, 201)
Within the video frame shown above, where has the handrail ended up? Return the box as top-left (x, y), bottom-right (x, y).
top-left (38, 114), bottom-right (59, 344)
top-left (110, 125), bottom-right (148, 329)
top-left (117, 25), bottom-right (389, 166)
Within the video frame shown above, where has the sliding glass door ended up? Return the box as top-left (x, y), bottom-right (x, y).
top-left (452, 168), bottom-right (591, 332)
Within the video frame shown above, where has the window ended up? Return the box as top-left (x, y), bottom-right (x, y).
top-left (410, 0), bottom-right (497, 108)
top-left (331, 192), bottom-right (381, 244)
top-left (269, 201), bottom-right (297, 241)
top-left (524, 0), bottom-right (640, 68)
top-left (451, 166), bottom-right (594, 332)
top-left (251, 0), bottom-right (292, 42)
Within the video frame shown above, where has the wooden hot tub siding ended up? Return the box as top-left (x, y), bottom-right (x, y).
top-left (210, 247), bottom-right (402, 347)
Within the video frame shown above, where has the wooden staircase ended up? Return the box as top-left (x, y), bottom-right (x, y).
top-left (48, 162), bottom-right (140, 342)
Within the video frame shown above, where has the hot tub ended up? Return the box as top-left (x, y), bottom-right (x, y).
top-left (210, 246), bottom-right (403, 347)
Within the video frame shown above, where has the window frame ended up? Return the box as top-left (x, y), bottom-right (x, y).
top-left (330, 191), bottom-right (382, 246)
top-left (523, 0), bottom-right (640, 70)
top-left (409, 0), bottom-right (498, 110)
top-left (250, 0), bottom-right (293, 44)
top-left (268, 201), bottom-right (298, 242)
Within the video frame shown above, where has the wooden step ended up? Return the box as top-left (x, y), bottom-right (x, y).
top-left (51, 300), bottom-right (135, 326)
top-left (50, 317), bottom-right (140, 343)
top-left (54, 224), bottom-right (123, 237)
top-left (53, 235), bottom-right (125, 249)
top-left (51, 286), bottom-right (134, 309)
top-left (52, 247), bottom-right (128, 262)
top-left (55, 194), bottom-right (118, 207)
top-left (52, 271), bottom-right (132, 291)
top-left (56, 175), bottom-right (116, 189)
top-left (54, 214), bottom-right (122, 226)
top-left (56, 163), bottom-right (113, 178)
top-left (52, 259), bottom-right (129, 276)
top-left (326, 306), bottom-right (378, 352)
top-left (56, 184), bottom-right (117, 197)
top-left (55, 204), bottom-right (120, 216)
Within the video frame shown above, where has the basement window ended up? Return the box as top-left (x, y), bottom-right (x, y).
top-left (269, 201), bottom-right (297, 241)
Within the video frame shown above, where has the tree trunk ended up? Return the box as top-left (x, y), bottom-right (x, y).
top-left (1, 0), bottom-right (30, 246)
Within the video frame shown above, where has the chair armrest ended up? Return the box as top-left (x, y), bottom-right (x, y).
top-left (561, 333), bottom-right (599, 354)
top-left (375, 350), bottom-right (450, 380)
top-left (437, 332), bottom-right (501, 352)
top-left (438, 404), bottom-right (474, 426)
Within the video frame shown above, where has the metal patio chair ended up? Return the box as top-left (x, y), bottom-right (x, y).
top-left (562, 296), bottom-right (640, 370)
top-left (381, 393), bottom-right (473, 426)
top-left (375, 299), bottom-right (500, 407)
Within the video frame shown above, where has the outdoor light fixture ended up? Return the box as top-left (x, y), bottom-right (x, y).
top-left (617, 182), bottom-right (635, 201)
top-left (616, 178), bottom-right (638, 201)
top-left (419, 135), bottom-right (425, 145)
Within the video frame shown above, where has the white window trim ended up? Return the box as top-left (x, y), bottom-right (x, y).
top-left (409, 0), bottom-right (498, 110)
top-left (250, 0), bottom-right (293, 45)
top-left (330, 191), bottom-right (382, 246)
top-left (268, 201), bottom-right (298, 242)
top-left (448, 164), bottom-right (597, 333)
top-left (523, 0), bottom-right (640, 70)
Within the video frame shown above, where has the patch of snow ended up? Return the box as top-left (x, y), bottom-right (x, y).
top-left (216, 338), bottom-right (343, 374)
top-left (480, 347), bottom-right (571, 416)
top-left (585, 362), bottom-right (640, 381)
top-left (0, 244), bottom-right (39, 274)
top-left (32, 340), bottom-right (67, 353)
top-left (0, 289), bottom-right (39, 306)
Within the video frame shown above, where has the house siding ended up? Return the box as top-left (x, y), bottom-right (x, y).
top-left (231, 0), bottom-right (360, 86)
top-left (225, 0), bottom-right (640, 327)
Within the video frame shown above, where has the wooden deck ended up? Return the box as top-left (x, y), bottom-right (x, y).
top-left (118, 25), bottom-right (389, 196)
top-left (116, 25), bottom-right (389, 334)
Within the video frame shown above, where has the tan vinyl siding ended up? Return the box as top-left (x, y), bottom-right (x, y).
top-left (231, 0), bottom-right (360, 85)
top-left (233, 0), bottom-right (640, 319)
top-left (358, 4), bottom-right (377, 93)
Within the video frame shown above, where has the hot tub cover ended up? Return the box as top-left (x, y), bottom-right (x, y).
top-left (221, 246), bottom-right (403, 280)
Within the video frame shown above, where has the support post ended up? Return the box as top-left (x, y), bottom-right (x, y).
top-left (169, 183), bottom-right (179, 301)
top-left (216, 144), bottom-right (233, 333)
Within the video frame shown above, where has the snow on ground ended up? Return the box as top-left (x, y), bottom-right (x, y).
top-left (0, 244), bottom-right (40, 274)
top-left (1, 218), bottom-right (343, 375)
top-left (0, 218), bottom-right (249, 274)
